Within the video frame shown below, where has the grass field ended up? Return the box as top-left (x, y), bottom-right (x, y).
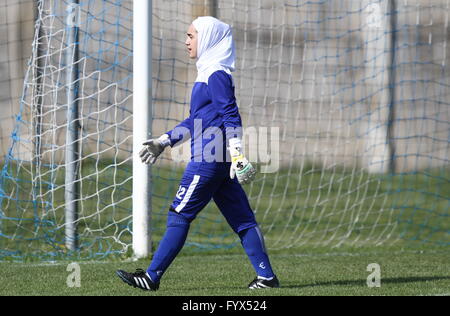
top-left (0, 246), bottom-right (449, 296)
top-left (0, 161), bottom-right (449, 296)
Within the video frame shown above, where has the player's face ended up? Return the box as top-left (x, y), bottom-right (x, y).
top-left (185, 24), bottom-right (198, 59)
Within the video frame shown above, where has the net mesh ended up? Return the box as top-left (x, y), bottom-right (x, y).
top-left (0, 0), bottom-right (448, 260)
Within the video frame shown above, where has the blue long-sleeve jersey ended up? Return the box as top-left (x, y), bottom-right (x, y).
top-left (166, 70), bottom-right (242, 163)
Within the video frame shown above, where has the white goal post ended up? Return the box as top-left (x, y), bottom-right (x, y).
top-left (133, 0), bottom-right (153, 259)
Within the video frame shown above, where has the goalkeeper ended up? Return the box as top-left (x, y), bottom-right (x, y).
top-left (117, 16), bottom-right (279, 291)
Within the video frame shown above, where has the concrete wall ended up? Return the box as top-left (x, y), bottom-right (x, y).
top-left (153, 0), bottom-right (450, 172)
top-left (0, 0), bottom-right (34, 157)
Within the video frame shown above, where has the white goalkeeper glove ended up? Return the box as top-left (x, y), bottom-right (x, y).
top-left (229, 138), bottom-right (256, 185)
top-left (139, 134), bottom-right (171, 164)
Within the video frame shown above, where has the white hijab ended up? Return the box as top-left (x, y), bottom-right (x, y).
top-left (192, 16), bottom-right (236, 83)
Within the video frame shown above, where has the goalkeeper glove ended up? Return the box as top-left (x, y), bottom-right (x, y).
top-left (139, 134), bottom-right (171, 164)
top-left (229, 138), bottom-right (256, 185)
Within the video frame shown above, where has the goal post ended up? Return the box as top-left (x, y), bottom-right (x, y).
top-left (132, 0), bottom-right (153, 259)
top-left (64, 0), bottom-right (81, 252)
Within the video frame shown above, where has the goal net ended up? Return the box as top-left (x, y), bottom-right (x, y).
top-left (0, 0), bottom-right (448, 260)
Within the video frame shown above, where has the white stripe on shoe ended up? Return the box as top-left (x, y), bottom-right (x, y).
top-left (135, 277), bottom-right (146, 289)
top-left (141, 278), bottom-right (150, 290)
top-left (250, 281), bottom-right (269, 289)
top-left (257, 275), bottom-right (274, 281)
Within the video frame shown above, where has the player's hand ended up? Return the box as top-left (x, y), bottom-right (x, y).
top-left (230, 154), bottom-right (256, 184)
top-left (229, 139), bottom-right (256, 185)
top-left (139, 134), bottom-right (171, 164)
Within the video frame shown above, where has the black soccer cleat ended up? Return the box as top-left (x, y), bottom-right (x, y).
top-left (116, 268), bottom-right (159, 291)
top-left (248, 276), bottom-right (280, 289)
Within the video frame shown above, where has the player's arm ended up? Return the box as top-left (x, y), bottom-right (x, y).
top-left (208, 71), bottom-right (256, 184)
top-left (140, 116), bottom-right (191, 164)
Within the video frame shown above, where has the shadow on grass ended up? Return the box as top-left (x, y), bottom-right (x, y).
top-left (171, 276), bottom-right (450, 294)
top-left (282, 276), bottom-right (450, 289)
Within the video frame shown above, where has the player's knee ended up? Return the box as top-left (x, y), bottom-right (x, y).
top-left (167, 209), bottom-right (190, 228)
top-left (238, 227), bottom-right (252, 245)
top-left (238, 227), bottom-right (248, 240)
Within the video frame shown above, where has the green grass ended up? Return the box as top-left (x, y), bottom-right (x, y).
top-left (0, 160), bottom-right (449, 295)
top-left (0, 247), bottom-right (449, 296)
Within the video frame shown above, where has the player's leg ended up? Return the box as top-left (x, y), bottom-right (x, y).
top-left (117, 164), bottom-right (221, 291)
top-left (145, 165), bottom-right (222, 284)
top-left (213, 177), bottom-right (279, 288)
top-left (239, 226), bottom-right (280, 289)
top-left (117, 213), bottom-right (189, 291)
top-left (117, 198), bottom-right (195, 290)
top-left (145, 210), bottom-right (191, 284)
